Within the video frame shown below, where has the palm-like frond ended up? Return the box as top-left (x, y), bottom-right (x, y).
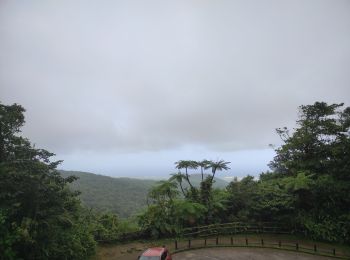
top-left (174, 160), bottom-right (197, 188)
top-left (197, 159), bottom-right (212, 181)
top-left (169, 172), bottom-right (185, 183)
top-left (200, 159), bottom-right (212, 169)
top-left (174, 160), bottom-right (198, 170)
top-left (148, 180), bottom-right (179, 203)
top-left (209, 160), bottom-right (231, 173)
top-left (207, 160), bottom-right (231, 182)
top-left (169, 172), bottom-right (187, 197)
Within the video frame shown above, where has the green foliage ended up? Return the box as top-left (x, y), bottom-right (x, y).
top-left (221, 102), bottom-right (349, 243)
top-left (251, 179), bottom-right (295, 223)
top-left (264, 102), bottom-right (350, 242)
top-left (207, 160), bottom-right (231, 183)
top-left (174, 160), bottom-right (198, 189)
top-left (138, 179), bottom-right (207, 237)
top-left (302, 215), bottom-right (350, 243)
top-left (200, 176), bottom-right (213, 206)
top-left (0, 210), bottom-right (20, 260)
top-left (148, 180), bottom-right (179, 204)
top-left (93, 213), bottom-right (120, 241)
top-left (41, 216), bottom-right (96, 260)
top-left (138, 159), bottom-right (231, 237)
top-left (60, 170), bottom-right (157, 218)
top-left (138, 200), bottom-right (206, 238)
top-left (139, 180), bottom-right (181, 237)
top-left (60, 171), bottom-right (227, 220)
top-left (172, 200), bottom-right (206, 226)
top-left (269, 102), bottom-right (350, 179)
top-left (206, 188), bottom-right (229, 224)
top-left (226, 175), bottom-right (257, 221)
top-left (88, 212), bottom-right (137, 242)
top-left (172, 159), bottom-right (229, 202)
top-left (0, 102), bottom-right (96, 259)
top-left (169, 172), bottom-right (186, 196)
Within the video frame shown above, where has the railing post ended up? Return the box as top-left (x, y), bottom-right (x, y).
top-left (175, 240), bottom-right (178, 250)
top-left (246, 238), bottom-right (248, 246)
top-left (279, 241), bottom-right (281, 248)
top-left (216, 237), bottom-right (219, 245)
top-left (188, 239), bottom-right (191, 248)
top-left (231, 236), bottom-right (233, 245)
top-left (333, 249), bottom-right (336, 256)
top-left (296, 243), bottom-right (299, 251)
top-left (261, 239), bottom-right (264, 246)
top-left (204, 238), bottom-right (207, 246)
top-left (314, 244), bottom-right (317, 252)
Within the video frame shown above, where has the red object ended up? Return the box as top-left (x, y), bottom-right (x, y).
top-left (139, 247), bottom-right (172, 260)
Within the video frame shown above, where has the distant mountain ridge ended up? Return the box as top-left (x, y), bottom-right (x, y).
top-left (59, 170), bottom-right (228, 218)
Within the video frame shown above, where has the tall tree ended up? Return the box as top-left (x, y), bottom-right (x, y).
top-left (0, 103), bottom-right (25, 163)
top-left (266, 102), bottom-right (350, 242)
top-left (207, 160), bottom-right (231, 183)
top-left (197, 159), bottom-right (212, 181)
top-left (0, 102), bottom-right (96, 259)
top-left (170, 172), bottom-right (186, 196)
top-left (269, 102), bottom-right (350, 179)
top-left (174, 160), bottom-right (197, 189)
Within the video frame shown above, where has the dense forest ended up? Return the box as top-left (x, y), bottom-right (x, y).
top-left (0, 101), bottom-right (349, 259)
top-left (60, 170), bottom-right (228, 218)
top-left (59, 170), bottom-right (157, 218)
top-left (139, 102), bottom-right (350, 241)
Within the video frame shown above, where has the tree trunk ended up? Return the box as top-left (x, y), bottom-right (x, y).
top-left (179, 182), bottom-right (186, 196)
top-left (185, 168), bottom-right (194, 189)
top-left (211, 169), bottom-right (216, 183)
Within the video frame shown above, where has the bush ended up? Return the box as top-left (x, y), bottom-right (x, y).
top-left (303, 216), bottom-right (350, 243)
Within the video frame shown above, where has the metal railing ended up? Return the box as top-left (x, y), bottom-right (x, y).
top-left (95, 221), bottom-right (350, 259)
top-left (173, 235), bottom-right (350, 259)
top-left (181, 222), bottom-right (300, 237)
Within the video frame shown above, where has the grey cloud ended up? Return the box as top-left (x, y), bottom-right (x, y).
top-left (1, 0), bottom-right (350, 154)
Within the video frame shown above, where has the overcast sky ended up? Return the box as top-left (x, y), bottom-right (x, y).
top-left (1, 0), bottom-right (350, 179)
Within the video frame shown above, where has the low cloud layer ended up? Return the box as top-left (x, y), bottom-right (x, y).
top-left (1, 1), bottom-right (350, 176)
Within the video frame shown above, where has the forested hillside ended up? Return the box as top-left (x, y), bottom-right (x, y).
top-left (59, 171), bottom-right (228, 218)
top-left (59, 171), bottom-right (156, 218)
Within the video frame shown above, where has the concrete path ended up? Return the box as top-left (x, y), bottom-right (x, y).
top-left (173, 247), bottom-right (333, 260)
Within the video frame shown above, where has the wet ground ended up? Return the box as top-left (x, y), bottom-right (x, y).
top-left (173, 247), bottom-right (333, 260)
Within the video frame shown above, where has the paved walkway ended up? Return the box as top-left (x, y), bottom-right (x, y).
top-left (173, 247), bottom-right (333, 260)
